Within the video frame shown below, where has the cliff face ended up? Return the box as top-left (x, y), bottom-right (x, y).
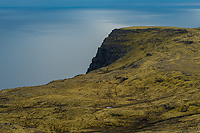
top-left (86, 29), bottom-right (130, 73)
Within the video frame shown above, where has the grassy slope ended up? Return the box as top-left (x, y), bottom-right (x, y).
top-left (1, 26), bottom-right (200, 132)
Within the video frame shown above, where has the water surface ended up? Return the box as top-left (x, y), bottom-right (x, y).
top-left (0, 7), bottom-right (200, 90)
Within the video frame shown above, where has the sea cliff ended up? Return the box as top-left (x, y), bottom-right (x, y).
top-left (1, 26), bottom-right (200, 132)
top-left (87, 29), bottom-right (130, 73)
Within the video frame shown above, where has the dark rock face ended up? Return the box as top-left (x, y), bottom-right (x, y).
top-left (86, 29), bottom-right (129, 73)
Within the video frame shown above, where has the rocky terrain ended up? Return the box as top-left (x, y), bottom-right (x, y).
top-left (1, 26), bottom-right (200, 132)
top-left (86, 29), bottom-right (130, 73)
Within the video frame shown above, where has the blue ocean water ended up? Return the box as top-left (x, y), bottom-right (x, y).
top-left (0, 7), bottom-right (200, 90)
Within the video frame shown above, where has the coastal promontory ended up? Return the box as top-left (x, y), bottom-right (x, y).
top-left (1, 26), bottom-right (200, 132)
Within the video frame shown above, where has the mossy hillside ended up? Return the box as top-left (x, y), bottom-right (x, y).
top-left (1, 27), bottom-right (200, 132)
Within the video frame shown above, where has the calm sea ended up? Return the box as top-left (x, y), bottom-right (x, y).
top-left (0, 7), bottom-right (200, 90)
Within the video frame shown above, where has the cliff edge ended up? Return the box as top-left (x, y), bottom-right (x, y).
top-left (86, 29), bottom-right (130, 73)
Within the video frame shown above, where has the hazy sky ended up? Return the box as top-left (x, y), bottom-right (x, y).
top-left (1, 0), bottom-right (200, 8)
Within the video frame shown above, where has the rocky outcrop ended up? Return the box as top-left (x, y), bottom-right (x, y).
top-left (86, 28), bottom-right (188, 73)
top-left (86, 29), bottom-right (130, 73)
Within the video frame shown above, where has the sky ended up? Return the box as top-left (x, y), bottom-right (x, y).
top-left (1, 0), bottom-right (200, 8)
